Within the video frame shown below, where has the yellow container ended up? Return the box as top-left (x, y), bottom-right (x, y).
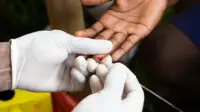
top-left (0, 90), bottom-right (53, 112)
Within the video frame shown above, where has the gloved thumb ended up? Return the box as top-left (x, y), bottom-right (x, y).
top-left (102, 63), bottom-right (126, 100)
top-left (69, 37), bottom-right (113, 55)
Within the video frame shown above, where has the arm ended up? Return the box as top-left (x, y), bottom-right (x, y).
top-left (0, 42), bottom-right (12, 91)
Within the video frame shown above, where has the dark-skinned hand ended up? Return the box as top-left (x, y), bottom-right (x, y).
top-left (75, 0), bottom-right (173, 62)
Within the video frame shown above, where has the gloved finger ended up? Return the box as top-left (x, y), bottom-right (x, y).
top-left (53, 30), bottom-right (112, 55)
top-left (122, 68), bottom-right (144, 111)
top-left (74, 56), bottom-right (88, 76)
top-left (87, 58), bottom-right (99, 73)
top-left (71, 68), bottom-right (86, 84)
top-left (92, 30), bottom-right (115, 62)
top-left (69, 74), bottom-right (85, 92)
top-left (96, 64), bottom-right (108, 84)
top-left (101, 55), bottom-right (113, 68)
top-left (89, 75), bottom-right (102, 94)
top-left (69, 37), bottom-right (113, 55)
top-left (102, 63), bottom-right (126, 100)
top-left (72, 77), bottom-right (85, 92)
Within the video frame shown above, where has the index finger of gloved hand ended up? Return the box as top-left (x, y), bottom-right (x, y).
top-left (54, 30), bottom-right (112, 55)
top-left (102, 63), bottom-right (126, 100)
top-left (74, 21), bottom-right (104, 38)
top-left (69, 37), bottom-right (113, 55)
top-left (112, 35), bottom-right (140, 62)
top-left (89, 75), bottom-right (103, 94)
top-left (122, 68), bottom-right (144, 111)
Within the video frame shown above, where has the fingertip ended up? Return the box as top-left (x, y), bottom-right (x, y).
top-left (101, 55), bottom-right (113, 68)
top-left (89, 75), bottom-right (102, 93)
top-left (87, 58), bottom-right (98, 73)
top-left (96, 64), bottom-right (108, 77)
top-left (75, 56), bottom-right (87, 67)
top-left (74, 31), bottom-right (81, 36)
top-left (76, 28), bottom-right (98, 38)
top-left (74, 30), bottom-right (87, 37)
top-left (74, 56), bottom-right (88, 75)
top-left (93, 55), bottom-right (106, 62)
top-left (100, 40), bottom-right (113, 54)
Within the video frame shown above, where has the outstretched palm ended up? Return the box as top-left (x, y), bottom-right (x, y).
top-left (75, 0), bottom-right (168, 61)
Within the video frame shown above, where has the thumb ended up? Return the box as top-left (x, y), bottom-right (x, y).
top-left (69, 37), bottom-right (113, 55)
top-left (102, 63), bottom-right (126, 100)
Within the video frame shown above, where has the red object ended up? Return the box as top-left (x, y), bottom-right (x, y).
top-left (53, 103), bottom-right (62, 112)
top-left (98, 57), bottom-right (103, 62)
top-left (52, 92), bottom-right (78, 112)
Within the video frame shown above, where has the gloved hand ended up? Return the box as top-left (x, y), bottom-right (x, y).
top-left (72, 63), bottom-right (144, 112)
top-left (10, 30), bottom-right (112, 92)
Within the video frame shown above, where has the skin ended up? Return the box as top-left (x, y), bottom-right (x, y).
top-left (75, 0), bottom-right (177, 62)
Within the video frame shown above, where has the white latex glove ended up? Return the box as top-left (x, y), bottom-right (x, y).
top-left (71, 55), bottom-right (111, 86)
top-left (73, 63), bottom-right (144, 112)
top-left (10, 30), bottom-right (112, 92)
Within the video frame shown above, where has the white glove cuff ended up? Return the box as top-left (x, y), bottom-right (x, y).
top-left (10, 39), bottom-right (21, 90)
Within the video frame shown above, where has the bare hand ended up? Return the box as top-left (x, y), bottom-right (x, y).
top-left (75, 0), bottom-right (168, 62)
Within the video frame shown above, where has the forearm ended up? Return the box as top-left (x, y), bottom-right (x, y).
top-left (0, 42), bottom-right (12, 91)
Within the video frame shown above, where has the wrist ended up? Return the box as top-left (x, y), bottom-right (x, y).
top-left (0, 42), bottom-right (12, 91)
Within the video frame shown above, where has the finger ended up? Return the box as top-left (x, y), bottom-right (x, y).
top-left (127, 24), bottom-right (150, 38)
top-left (101, 55), bottom-right (113, 68)
top-left (55, 30), bottom-right (113, 55)
top-left (93, 54), bottom-right (105, 62)
top-left (87, 58), bottom-right (99, 73)
top-left (81, 0), bottom-right (111, 5)
top-left (69, 37), bottom-right (113, 55)
top-left (96, 64), bottom-right (108, 84)
top-left (74, 56), bottom-right (88, 76)
top-left (95, 29), bottom-right (114, 40)
top-left (110, 33), bottom-right (127, 53)
top-left (71, 68), bottom-right (86, 84)
top-left (89, 75), bottom-right (103, 93)
top-left (103, 63), bottom-right (126, 99)
top-left (74, 21), bottom-right (104, 38)
top-left (122, 68), bottom-right (144, 111)
top-left (112, 35), bottom-right (140, 61)
top-left (93, 32), bottom-right (126, 62)
top-left (70, 74), bottom-right (85, 92)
